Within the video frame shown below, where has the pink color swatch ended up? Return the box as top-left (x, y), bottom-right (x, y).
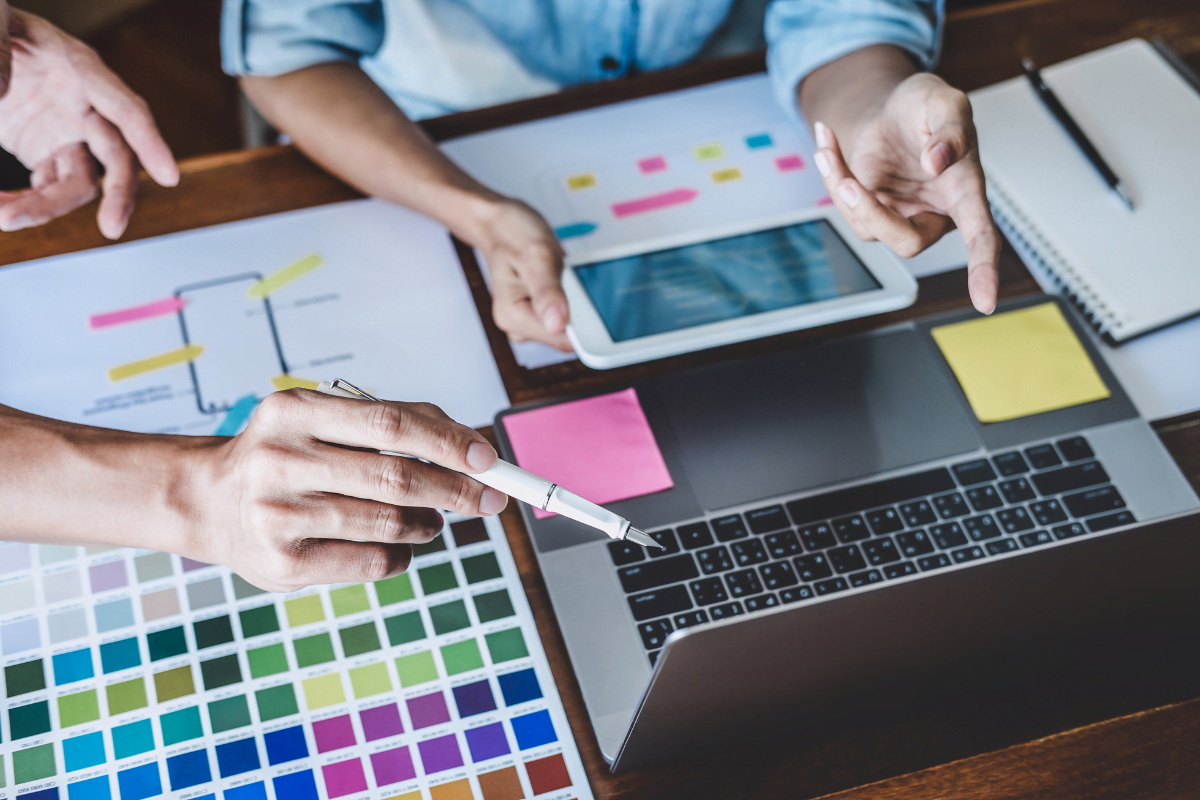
top-left (637, 155), bottom-right (667, 174)
top-left (90, 296), bottom-right (186, 329)
top-left (611, 187), bottom-right (698, 218)
top-left (407, 691), bottom-right (451, 729)
top-left (370, 746), bottom-right (417, 786)
top-left (775, 154), bottom-right (805, 172)
top-left (314, 714), bottom-right (357, 753)
top-left (360, 703), bottom-right (403, 741)
top-left (322, 758), bottom-right (368, 798)
top-left (180, 557), bottom-right (210, 572)
top-left (88, 560), bottom-right (128, 593)
top-left (504, 388), bottom-right (674, 520)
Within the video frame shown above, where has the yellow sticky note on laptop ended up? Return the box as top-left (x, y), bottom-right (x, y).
top-left (931, 302), bottom-right (1111, 423)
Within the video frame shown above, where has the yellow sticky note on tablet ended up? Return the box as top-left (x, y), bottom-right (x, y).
top-left (931, 303), bottom-right (1110, 423)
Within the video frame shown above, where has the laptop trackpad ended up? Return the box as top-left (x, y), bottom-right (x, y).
top-left (656, 329), bottom-right (981, 511)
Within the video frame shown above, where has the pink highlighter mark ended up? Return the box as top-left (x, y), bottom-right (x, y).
top-left (504, 387), bottom-right (674, 520)
top-left (611, 187), bottom-right (698, 218)
top-left (637, 155), bottom-right (667, 174)
top-left (816, 195), bottom-right (835, 207)
top-left (90, 296), bottom-right (186, 329)
top-left (775, 154), bottom-right (805, 172)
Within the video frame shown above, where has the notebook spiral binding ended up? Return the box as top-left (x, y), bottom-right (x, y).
top-left (988, 180), bottom-right (1124, 338)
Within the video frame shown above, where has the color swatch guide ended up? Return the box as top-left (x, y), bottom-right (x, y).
top-left (0, 515), bottom-right (591, 800)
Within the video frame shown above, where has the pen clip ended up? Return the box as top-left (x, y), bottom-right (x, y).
top-left (330, 379), bottom-right (381, 402)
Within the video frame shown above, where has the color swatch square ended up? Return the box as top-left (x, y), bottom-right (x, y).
top-left (746, 132), bottom-right (774, 148)
top-left (256, 683), bottom-right (299, 721)
top-left (478, 766), bottom-right (524, 800)
top-left (46, 608), bottom-right (85, 644)
top-left (407, 690), bottom-right (451, 729)
top-left (273, 769), bottom-right (319, 800)
top-left (348, 661), bottom-right (391, 698)
top-left (107, 677), bottom-right (148, 714)
top-left (43, 569), bottom-right (82, 603)
top-left (264, 725), bottom-right (308, 765)
top-left (134, 552), bottom-right (172, 583)
top-left (112, 719), bottom-right (155, 759)
top-left (11, 699), bottom-right (51, 738)
top-left (160, 705), bottom-right (204, 745)
top-left (340, 622), bottom-right (381, 657)
top-left (0, 542), bottom-right (31, 575)
top-left (2, 617), bottom-right (41, 653)
top-left (330, 584), bottom-right (370, 616)
top-left (395, 650), bottom-right (438, 687)
top-left (208, 694), bottom-right (252, 733)
top-left (153, 665), bottom-right (195, 702)
top-left (418, 562), bottom-right (458, 595)
top-left (100, 636), bottom-right (141, 673)
top-left (166, 749), bottom-right (211, 791)
top-left (226, 781), bottom-right (268, 800)
top-left (284, 594), bottom-right (325, 627)
top-left (511, 709), bottom-right (556, 750)
top-left (186, 577), bottom-right (226, 610)
top-left (465, 721), bottom-right (510, 762)
top-left (53, 648), bottom-right (93, 685)
top-left (5, 659), bottom-right (45, 695)
top-left (417, 733), bottom-right (463, 774)
top-left (64, 731), bottom-right (106, 772)
top-left (231, 574), bottom-right (267, 599)
top-left (239, 604), bottom-right (280, 638)
top-left (89, 559), bottom-right (128, 592)
top-left (360, 702), bottom-right (403, 741)
top-left (58, 690), bottom-right (99, 727)
top-left (67, 775), bottom-right (112, 800)
top-left (13, 743), bottom-right (56, 784)
top-left (216, 736), bottom-right (260, 777)
top-left (199, 653), bottom-right (241, 690)
top-left (429, 599), bottom-right (471, 635)
top-left (450, 518), bottom-right (489, 547)
top-left (412, 535), bottom-right (448, 557)
top-left (453, 679), bottom-right (497, 718)
top-left (116, 762), bottom-right (160, 800)
top-left (441, 638), bottom-right (484, 675)
top-left (313, 714), bottom-right (356, 753)
top-left (637, 155), bottom-right (668, 174)
top-left (370, 745), bottom-right (416, 786)
top-left (461, 552), bottom-right (502, 584)
top-left (147, 625), bottom-right (187, 661)
top-left (94, 597), bottom-right (134, 632)
top-left (430, 779), bottom-right (473, 800)
top-left (194, 614), bottom-right (234, 648)
top-left (374, 573), bottom-right (414, 606)
top-left (498, 668), bottom-right (542, 706)
top-left (485, 628), bottom-right (528, 664)
top-left (294, 632), bottom-right (335, 667)
top-left (473, 589), bottom-right (515, 623)
top-left (302, 673), bottom-right (345, 709)
top-left (0, 579), bottom-right (35, 614)
top-left (525, 752), bottom-right (571, 795)
top-left (246, 643), bottom-right (288, 679)
top-left (140, 587), bottom-right (180, 621)
top-left (384, 610), bottom-right (425, 646)
top-left (322, 758), bottom-right (368, 799)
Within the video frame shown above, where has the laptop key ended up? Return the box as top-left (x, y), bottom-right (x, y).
top-left (628, 586), bottom-right (692, 621)
top-left (647, 529), bottom-right (681, 557)
top-left (618, 555), bottom-right (700, 593)
top-left (992, 451), bottom-right (1030, 476)
top-left (833, 515), bottom-right (870, 543)
top-left (862, 537), bottom-right (901, 565)
top-left (933, 492), bottom-right (970, 519)
top-left (1057, 436), bottom-right (1094, 462)
top-left (966, 485), bottom-right (1003, 511)
top-left (799, 523), bottom-right (837, 551)
top-left (952, 459), bottom-right (998, 486)
top-left (917, 553), bottom-right (952, 571)
top-left (731, 539), bottom-right (769, 566)
top-left (608, 540), bottom-right (645, 567)
top-left (759, 562), bottom-right (798, 590)
top-left (815, 577), bottom-right (849, 595)
top-left (1032, 461), bottom-right (1110, 496)
top-left (849, 569), bottom-right (884, 587)
top-left (677, 522), bottom-right (715, 550)
top-left (866, 507), bottom-right (904, 534)
top-left (648, 650), bottom-right (660, 666)
top-left (986, 538), bottom-right (1019, 555)
top-left (792, 554), bottom-right (833, 582)
top-left (828, 545), bottom-right (867, 574)
top-left (1029, 499), bottom-right (1069, 525)
top-left (1063, 485), bottom-right (1126, 518)
top-left (709, 602), bottom-right (744, 620)
top-left (895, 529), bottom-right (934, 557)
top-left (786, 467), bottom-right (955, 524)
top-left (696, 546), bottom-right (733, 575)
top-left (1025, 444), bottom-right (1062, 470)
top-left (638, 619), bottom-right (673, 649)
top-left (780, 585), bottom-right (815, 603)
top-left (899, 500), bottom-right (937, 527)
top-left (996, 508), bottom-right (1035, 533)
top-left (725, 569), bottom-right (763, 598)
top-left (744, 594), bottom-right (779, 612)
top-left (999, 477), bottom-right (1037, 504)
top-left (1086, 510), bottom-right (1136, 532)
top-left (1020, 530), bottom-right (1055, 548)
top-left (746, 505), bottom-right (790, 534)
top-left (673, 610), bottom-right (709, 629)
top-left (962, 514), bottom-right (1001, 541)
top-left (712, 514), bottom-right (749, 542)
top-left (930, 523), bottom-right (967, 549)
top-left (883, 561), bottom-right (918, 579)
top-left (688, 577), bottom-right (728, 606)
top-left (951, 545), bottom-right (986, 564)
top-left (1052, 522), bottom-right (1087, 540)
top-left (764, 531), bottom-right (802, 559)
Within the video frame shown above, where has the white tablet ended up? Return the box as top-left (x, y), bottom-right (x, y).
top-left (562, 207), bottom-right (919, 369)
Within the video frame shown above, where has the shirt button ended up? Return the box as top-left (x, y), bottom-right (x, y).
top-left (600, 56), bottom-right (620, 72)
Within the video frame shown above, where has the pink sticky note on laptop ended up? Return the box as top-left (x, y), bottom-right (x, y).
top-left (504, 388), bottom-right (674, 519)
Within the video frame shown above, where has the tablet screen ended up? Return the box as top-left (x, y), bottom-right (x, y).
top-left (573, 219), bottom-right (880, 342)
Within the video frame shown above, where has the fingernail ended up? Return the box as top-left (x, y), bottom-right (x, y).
top-left (467, 441), bottom-right (496, 472)
top-left (480, 487), bottom-right (507, 515)
top-left (543, 306), bottom-right (564, 332)
top-left (928, 142), bottom-right (951, 175)
top-left (814, 150), bottom-right (832, 177)
top-left (814, 121), bottom-right (831, 148)
top-left (1, 214), bottom-right (33, 232)
top-left (837, 182), bottom-right (860, 208)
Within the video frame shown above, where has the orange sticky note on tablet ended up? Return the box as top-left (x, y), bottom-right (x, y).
top-left (504, 388), bottom-right (674, 519)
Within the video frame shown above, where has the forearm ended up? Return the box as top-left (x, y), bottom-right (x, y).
top-left (240, 63), bottom-right (499, 246)
top-left (798, 44), bottom-right (918, 160)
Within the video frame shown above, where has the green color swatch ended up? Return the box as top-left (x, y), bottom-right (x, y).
top-left (417, 562), bottom-right (458, 595)
top-left (160, 705), bottom-right (203, 745)
top-left (284, 594), bottom-right (324, 627)
top-left (231, 574), bottom-right (267, 599)
top-left (13, 743), bottom-right (55, 784)
top-left (384, 611), bottom-right (425, 646)
top-left (348, 662), bottom-right (391, 698)
top-left (209, 694), bottom-right (252, 733)
top-left (374, 574), bottom-right (414, 606)
top-left (57, 690), bottom-right (99, 727)
top-left (440, 639), bottom-right (484, 676)
top-left (339, 623), bottom-right (381, 657)
top-left (239, 604), bottom-right (280, 638)
top-left (10, 700), bottom-right (51, 738)
top-left (461, 552), bottom-right (502, 584)
top-left (147, 626), bottom-right (188, 661)
top-left (429, 599), bottom-right (471, 635)
top-left (107, 678), bottom-right (148, 714)
top-left (395, 650), bottom-right (438, 687)
top-left (200, 654), bottom-right (241, 690)
top-left (293, 632), bottom-right (335, 668)
top-left (194, 615), bottom-right (234, 649)
top-left (255, 683), bottom-right (299, 721)
top-left (330, 584), bottom-right (370, 616)
top-left (412, 535), bottom-right (448, 557)
top-left (485, 628), bottom-right (529, 664)
top-left (473, 589), bottom-right (515, 623)
top-left (154, 665), bottom-right (195, 702)
top-left (247, 643), bottom-right (289, 678)
top-left (301, 674), bottom-right (345, 709)
top-left (5, 660), bottom-right (45, 697)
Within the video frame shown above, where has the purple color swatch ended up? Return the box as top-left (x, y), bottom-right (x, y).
top-left (465, 722), bottom-right (510, 763)
top-left (313, 714), bottom-right (356, 753)
top-left (370, 746), bottom-right (416, 786)
top-left (360, 703), bottom-right (403, 741)
top-left (89, 560), bottom-right (128, 592)
top-left (417, 734), bottom-right (463, 774)
top-left (406, 691), bottom-right (451, 729)
top-left (321, 758), bottom-right (368, 799)
top-left (0, 543), bottom-right (31, 575)
top-left (180, 557), bottom-right (210, 572)
top-left (452, 679), bottom-right (497, 718)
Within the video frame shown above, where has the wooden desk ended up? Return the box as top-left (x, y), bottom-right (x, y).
top-left (4, 1), bottom-right (1200, 797)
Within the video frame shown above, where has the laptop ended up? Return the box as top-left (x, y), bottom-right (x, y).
top-left (492, 295), bottom-right (1200, 771)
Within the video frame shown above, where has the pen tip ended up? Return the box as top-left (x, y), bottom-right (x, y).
top-left (626, 528), bottom-right (664, 549)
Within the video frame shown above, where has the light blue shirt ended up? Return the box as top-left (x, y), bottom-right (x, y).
top-left (222, 0), bottom-right (942, 121)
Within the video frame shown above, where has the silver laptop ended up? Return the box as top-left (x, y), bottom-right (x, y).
top-left (493, 296), bottom-right (1200, 771)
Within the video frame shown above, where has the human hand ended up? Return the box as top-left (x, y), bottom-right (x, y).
top-left (812, 73), bottom-right (1000, 314)
top-left (0, 7), bottom-right (178, 239)
top-left (477, 196), bottom-right (573, 351)
top-left (191, 390), bottom-right (508, 592)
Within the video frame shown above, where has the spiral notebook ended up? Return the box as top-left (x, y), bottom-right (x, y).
top-left (970, 39), bottom-right (1200, 343)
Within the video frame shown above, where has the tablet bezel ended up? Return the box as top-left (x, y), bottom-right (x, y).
top-left (562, 206), bottom-right (919, 369)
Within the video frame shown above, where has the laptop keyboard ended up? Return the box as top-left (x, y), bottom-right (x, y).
top-left (606, 435), bottom-right (1137, 666)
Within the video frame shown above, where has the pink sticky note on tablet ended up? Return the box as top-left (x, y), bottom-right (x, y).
top-left (504, 388), bottom-right (674, 519)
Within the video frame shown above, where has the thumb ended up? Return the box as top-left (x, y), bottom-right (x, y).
top-left (516, 247), bottom-right (570, 334)
top-left (919, 88), bottom-right (975, 176)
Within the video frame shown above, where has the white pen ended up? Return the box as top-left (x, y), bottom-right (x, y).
top-left (315, 379), bottom-right (663, 549)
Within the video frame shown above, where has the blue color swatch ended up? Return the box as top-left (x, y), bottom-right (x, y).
top-left (497, 668), bottom-right (542, 706)
top-left (117, 762), bottom-right (162, 800)
top-left (100, 637), bottom-right (141, 674)
top-left (64, 731), bottom-right (107, 771)
top-left (68, 775), bottom-right (112, 800)
top-left (112, 719), bottom-right (155, 759)
top-left (160, 705), bottom-right (204, 745)
top-left (272, 769), bottom-right (319, 800)
top-left (53, 648), bottom-right (94, 685)
top-left (94, 598), bottom-right (134, 633)
top-left (511, 709), bottom-right (557, 750)
top-left (167, 749), bottom-right (212, 791)
top-left (26, 788), bottom-right (60, 800)
top-left (224, 782), bottom-right (268, 800)
top-left (216, 737), bottom-right (260, 777)
top-left (745, 133), bottom-right (773, 148)
top-left (264, 725), bottom-right (307, 765)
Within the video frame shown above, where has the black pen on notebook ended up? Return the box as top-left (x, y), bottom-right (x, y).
top-left (1022, 58), bottom-right (1134, 210)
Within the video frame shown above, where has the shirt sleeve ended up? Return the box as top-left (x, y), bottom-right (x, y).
top-left (764, 0), bottom-right (943, 116)
top-left (222, 0), bottom-right (385, 76)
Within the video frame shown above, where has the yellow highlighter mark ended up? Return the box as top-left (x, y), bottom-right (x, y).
top-left (931, 302), bottom-right (1110, 423)
top-left (711, 167), bottom-right (743, 183)
top-left (271, 374), bottom-right (320, 391)
top-left (247, 253), bottom-right (324, 299)
top-left (108, 344), bottom-right (204, 382)
top-left (693, 142), bottom-right (725, 162)
top-left (565, 173), bottom-right (596, 190)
